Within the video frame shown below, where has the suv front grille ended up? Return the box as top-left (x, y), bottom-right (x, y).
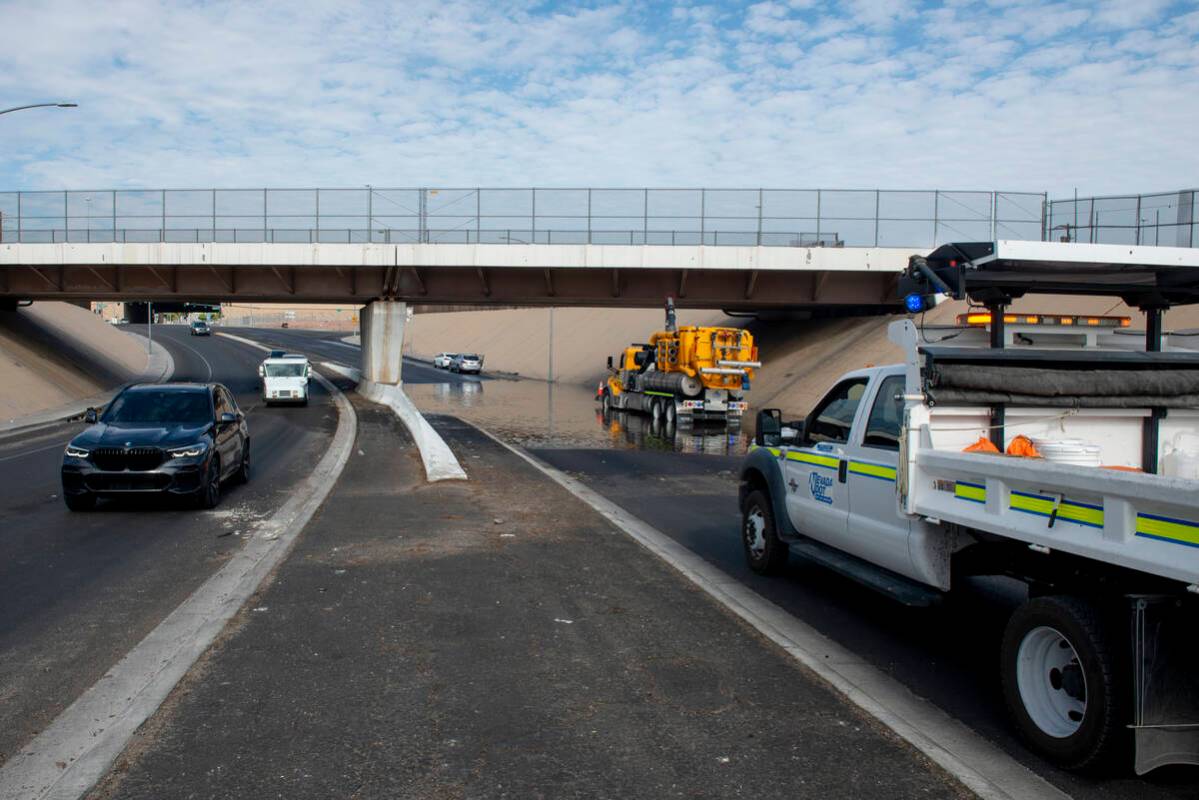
top-left (91, 447), bottom-right (165, 472)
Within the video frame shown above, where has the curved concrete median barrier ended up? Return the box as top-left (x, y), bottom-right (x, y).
top-left (320, 362), bottom-right (467, 483)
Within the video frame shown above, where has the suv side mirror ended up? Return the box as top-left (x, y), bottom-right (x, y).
top-left (754, 409), bottom-right (782, 447)
top-left (218, 411), bottom-right (237, 426)
top-left (84, 407), bottom-right (98, 424)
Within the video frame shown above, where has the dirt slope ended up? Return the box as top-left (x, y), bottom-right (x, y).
top-left (0, 303), bottom-right (148, 422)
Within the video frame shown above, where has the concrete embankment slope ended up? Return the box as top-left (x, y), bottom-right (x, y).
top-left (406, 306), bottom-right (730, 385)
top-left (0, 302), bottom-right (149, 423)
top-left (405, 298), bottom-right (1199, 419)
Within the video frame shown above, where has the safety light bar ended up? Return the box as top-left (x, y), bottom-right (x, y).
top-left (956, 313), bottom-right (1132, 328)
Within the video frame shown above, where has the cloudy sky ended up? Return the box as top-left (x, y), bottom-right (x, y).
top-left (0, 0), bottom-right (1195, 197)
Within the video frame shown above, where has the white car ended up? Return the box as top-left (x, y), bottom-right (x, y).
top-left (433, 352), bottom-right (457, 369)
top-left (258, 354), bottom-right (310, 405)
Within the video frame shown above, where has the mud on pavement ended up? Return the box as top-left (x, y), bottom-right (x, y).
top-left (92, 401), bottom-right (971, 800)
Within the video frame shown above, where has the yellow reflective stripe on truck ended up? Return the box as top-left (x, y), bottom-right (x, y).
top-left (940, 484), bottom-right (1199, 548)
top-left (1136, 513), bottom-right (1199, 548)
top-left (1009, 491), bottom-right (1104, 529)
top-left (847, 460), bottom-right (897, 482)
top-left (785, 450), bottom-right (840, 470)
top-left (954, 481), bottom-right (987, 504)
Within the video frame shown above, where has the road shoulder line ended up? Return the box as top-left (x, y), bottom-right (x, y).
top-left (466, 421), bottom-right (1070, 800)
top-left (0, 346), bottom-right (357, 800)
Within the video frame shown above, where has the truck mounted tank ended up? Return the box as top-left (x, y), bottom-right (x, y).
top-left (598, 299), bottom-right (760, 425)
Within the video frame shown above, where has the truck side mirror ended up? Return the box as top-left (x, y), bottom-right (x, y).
top-left (258, 365), bottom-right (265, 377)
top-left (755, 409), bottom-right (782, 447)
top-left (84, 407), bottom-right (98, 424)
top-left (607, 356), bottom-right (614, 370)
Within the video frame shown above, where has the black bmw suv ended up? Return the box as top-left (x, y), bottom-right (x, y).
top-left (61, 383), bottom-right (250, 511)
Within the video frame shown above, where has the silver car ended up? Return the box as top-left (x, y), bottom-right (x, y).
top-left (433, 352), bottom-right (457, 369)
top-left (450, 353), bottom-right (482, 374)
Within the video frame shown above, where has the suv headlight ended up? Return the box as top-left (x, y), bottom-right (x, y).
top-left (167, 442), bottom-right (209, 458)
top-left (64, 445), bottom-right (90, 458)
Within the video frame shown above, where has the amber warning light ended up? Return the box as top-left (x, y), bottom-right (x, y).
top-left (957, 313), bottom-right (1132, 328)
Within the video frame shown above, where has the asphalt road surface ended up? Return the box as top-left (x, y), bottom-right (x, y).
top-left (530, 447), bottom-right (1199, 800)
top-left (0, 325), bottom-right (337, 765)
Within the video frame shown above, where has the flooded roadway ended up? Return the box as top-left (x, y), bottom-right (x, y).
top-left (227, 327), bottom-right (752, 455)
top-left (405, 377), bottom-right (752, 455)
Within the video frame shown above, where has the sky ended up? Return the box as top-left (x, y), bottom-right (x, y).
top-left (0, 0), bottom-right (1196, 197)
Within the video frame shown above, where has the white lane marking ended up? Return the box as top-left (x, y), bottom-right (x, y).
top-left (0, 369), bottom-right (357, 800)
top-left (0, 440), bottom-right (71, 463)
top-left (164, 334), bottom-right (214, 382)
top-left (467, 423), bottom-right (1071, 800)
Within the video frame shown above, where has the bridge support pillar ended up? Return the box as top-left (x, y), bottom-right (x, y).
top-left (360, 300), bottom-right (407, 385)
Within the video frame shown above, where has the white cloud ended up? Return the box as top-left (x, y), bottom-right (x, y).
top-left (0, 0), bottom-right (1194, 201)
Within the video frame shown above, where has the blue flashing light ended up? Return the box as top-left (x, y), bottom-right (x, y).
top-left (904, 293), bottom-right (926, 313)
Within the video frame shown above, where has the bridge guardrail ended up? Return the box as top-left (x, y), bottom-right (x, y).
top-left (1046, 189), bottom-right (1197, 248)
top-left (0, 187), bottom-right (1046, 249)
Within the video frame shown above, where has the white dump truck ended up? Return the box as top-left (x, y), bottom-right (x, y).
top-left (740, 241), bottom-right (1199, 774)
top-left (258, 353), bottom-right (311, 405)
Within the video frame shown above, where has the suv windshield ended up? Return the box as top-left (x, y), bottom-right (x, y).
top-left (461, 354), bottom-right (480, 360)
top-left (264, 362), bottom-right (306, 378)
top-left (103, 391), bottom-right (212, 424)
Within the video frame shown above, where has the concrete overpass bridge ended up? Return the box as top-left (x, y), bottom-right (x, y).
top-left (0, 241), bottom-right (916, 311)
top-left (0, 185), bottom-right (1050, 384)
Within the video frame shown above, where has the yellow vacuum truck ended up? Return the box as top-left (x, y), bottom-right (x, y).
top-left (599, 299), bottom-right (759, 425)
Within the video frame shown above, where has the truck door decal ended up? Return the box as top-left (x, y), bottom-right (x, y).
top-left (809, 472), bottom-right (835, 505)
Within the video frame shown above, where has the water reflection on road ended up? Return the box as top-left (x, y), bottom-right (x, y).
top-left (405, 377), bottom-right (750, 455)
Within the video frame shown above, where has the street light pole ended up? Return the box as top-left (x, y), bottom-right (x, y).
top-left (0, 102), bottom-right (78, 116)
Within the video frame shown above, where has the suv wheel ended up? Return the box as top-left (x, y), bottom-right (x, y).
top-left (64, 492), bottom-right (96, 511)
top-left (197, 456), bottom-right (222, 509)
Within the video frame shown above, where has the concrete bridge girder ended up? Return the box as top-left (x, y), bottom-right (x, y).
top-left (0, 243), bottom-right (916, 311)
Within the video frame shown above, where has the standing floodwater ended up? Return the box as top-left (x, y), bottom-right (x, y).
top-left (405, 377), bottom-right (750, 455)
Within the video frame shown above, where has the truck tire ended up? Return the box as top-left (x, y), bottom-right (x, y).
top-left (741, 490), bottom-right (788, 575)
top-left (601, 390), bottom-right (611, 413)
top-left (651, 397), bottom-right (664, 423)
top-left (1000, 595), bottom-right (1128, 772)
top-left (665, 399), bottom-right (677, 426)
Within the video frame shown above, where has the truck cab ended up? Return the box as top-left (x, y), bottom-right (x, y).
top-left (741, 364), bottom-right (940, 587)
top-left (258, 354), bottom-right (310, 406)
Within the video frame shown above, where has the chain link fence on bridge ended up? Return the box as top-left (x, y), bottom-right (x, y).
top-left (0, 187), bottom-right (1046, 249)
top-left (1046, 189), bottom-right (1198, 247)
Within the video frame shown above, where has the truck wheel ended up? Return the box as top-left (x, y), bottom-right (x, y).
top-left (651, 397), bottom-right (664, 423)
top-left (665, 400), bottom-right (677, 426)
top-left (742, 490), bottom-right (788, 575)
top-left (601, 390), bottom-right (611, 413)
top-left (1000, 596), bottom-right (1128, 771)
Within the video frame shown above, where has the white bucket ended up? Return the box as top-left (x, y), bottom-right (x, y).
top-left (1163, 432), bottom-right (1199, 480)
top-left (1031, 437), bottom-right (1102, 468)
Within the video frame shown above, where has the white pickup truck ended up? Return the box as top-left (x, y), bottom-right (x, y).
top-left (258, 353), bottom-right (311, 405)
top-left (740, 241), bottom-right (1199, 775)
